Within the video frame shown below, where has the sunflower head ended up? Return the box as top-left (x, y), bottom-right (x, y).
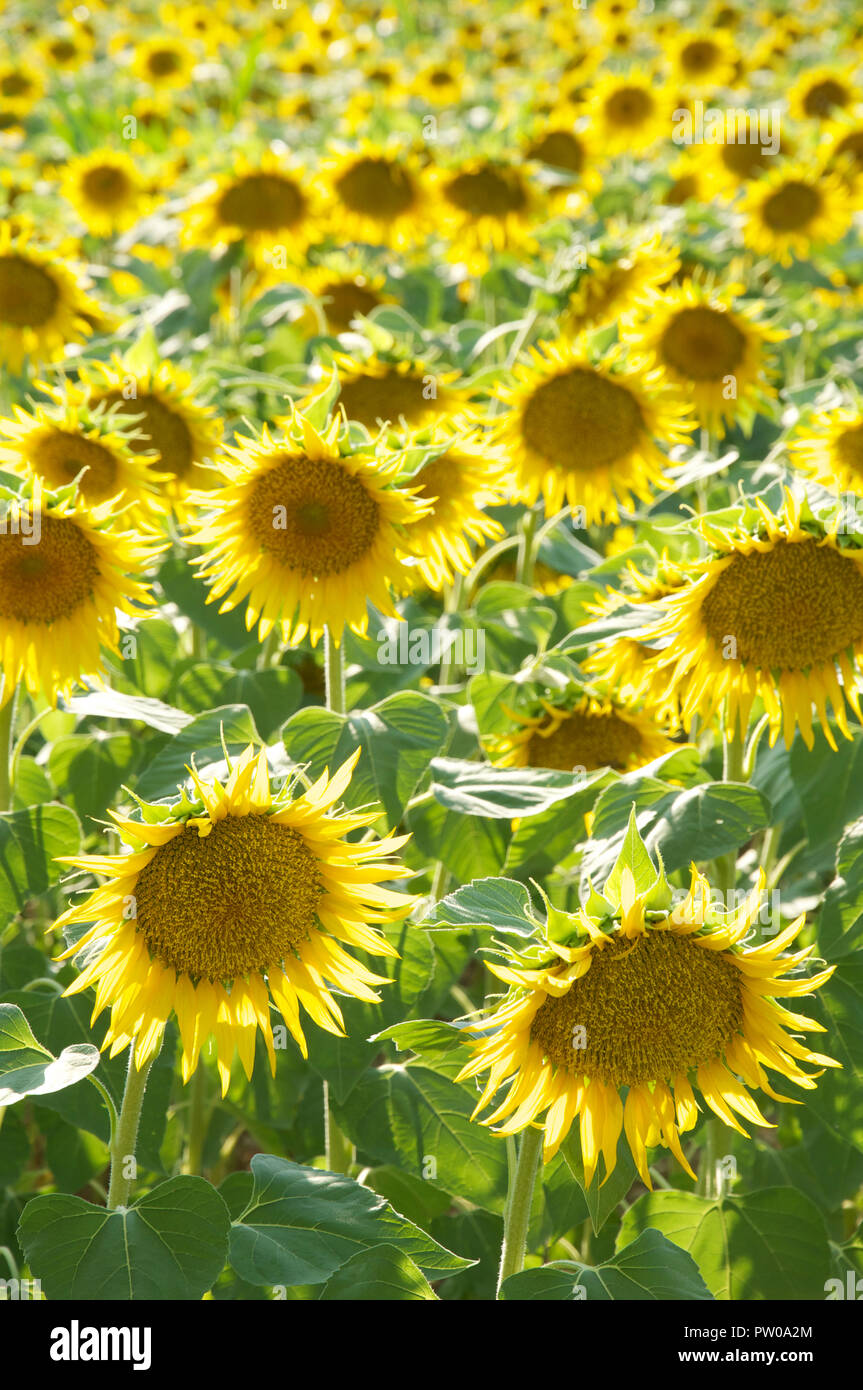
top-left (613, 489), bottom-right (863, 750)
top-left (55, 746), bottom-right (414, 1094)
top-left (490, 334), bottom-right (695, 525)
top-left (60, 148), bottom-right (151, 237)
top-left (324, 350), bottom-right (475, 437)
top-left (487, 690), bottom-right (676, 773)
top-left (0, 225), bottom-right (104, 374)
top-left (188, 393), bottom-right (434, 647)
top-left (182, 151), bottom-right (318, 267)
top-left (456, 812), bottom-right (837, 1181)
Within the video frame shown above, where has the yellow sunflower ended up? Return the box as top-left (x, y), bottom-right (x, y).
top-left (79, 355), bottom-right (224, 519)
top-left (739, 163), bottom-right (853, 266)
top-left (322, 142), bottom-right (432, 251)
top-left (397, 426), bottom-right (506, 590)
top-left (326, 352), bottom-right (475, 436)
top-left (788, 400), bottom-right (863, 494)
top-left (819, 113), bottom-right (863, 183)
top-left (491, 336), bottom-right (695, 525)
top-left (0, 394), bottom-right (166, 523)
top-left (182, 151), bottom-right (319, 268)
top-left (457, 836), bottom-right (837, 1181)
top-left (788, 65), bottom-right (856, 121)
top-left (188, 405), bottom-right (432, 647)
top-left (131, 36), bottom-right (196, 88)
top-left (623, 275), bottom-right (785, 437)
top-left (522, 121), bottom-right (603, 199)
top-left (55, 746), bottom-right (413, 1093)
top-left (60, 148), bottom-right (152, 238)
top-left (0, 60), bottom-right (44, 114)
top-left (428, 157), bottom-right (542, 274)
top-left (0, 478), bottom-right (161, 707)
top-left (0, 225), bottom-right (103, 374)
top-left (294, 259), bottom-right (392, 335)
top-left (587, 70), bottom-right (670, 155)
top-left (488, 693), bottom-right (675, 773)
top-left (669, 30), bottom-right (738, 95)
top-left (622, 491), bottom-right (863, 749)
top-left (564, 230), bottom-right (680, 334)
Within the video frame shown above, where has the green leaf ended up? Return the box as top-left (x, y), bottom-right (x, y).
top-left (419, 876), bottom-right (537, 936)
top-left (228, 1156), bottom-right (472, 1287)
top-left (64, 689), bottom-right (192, 734)
top-left (176, 665), bottom-right (303, 738)
top-left (430, 758), bottom-right (587, 818)
top-left (18, 1176), bottom-right (231, 1300)
top-left (617, 1187), bottom-right (832, 1299)
top-left (283, 691), bottom-right (451, 822)
top-left (0, 805), bottom-right (82, 924)
top-left (318, 1244), bottom-right (438, 1299)
top-left (158, 553), bottom-right (252, 649)
top-left (603, 805), bottom-right (660, 908)
top-left (135, 704), bottom-right (261, 800)
top-left (48, 734), bottom-right (142, 824)
top-left (561, 1125), bottom-right (638, 1234)
top-left (500, 1229), bottom-right (712, 1300)
top-left (408, 797), bottom-right (508, 880)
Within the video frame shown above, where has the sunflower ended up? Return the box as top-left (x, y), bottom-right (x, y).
top-left (456, 830), bottom-right (837, 1180)
top-left (55, 746), bottom-right (413, 1093)
top-left (670, 31), bottom-right (738, 94)
top-left (327, 352), bottom-right (474, 436)
top-left (622, 491), bottom-right (863, 750)
top-left (624, 275), bottom-right (785, 437)
top-left (0, 394), bottom-right (166, 523)
top-left (788, 65), bottom-right (856, 121)
top-left (0, 225), bottom-right (103, 374)
top-left (60, 148), bottom-right (152, 238)
top-left (661, 151), bottom-right (708, 207)
top-left (587, 70), bottom-right (670, 155)
top-left (739, 163), bottom-right (852, 266)
top-left (411, 58), bottom-right (468, 106)
top-left (79, 355), bottom-right (224, 518)
top-left (182, 151), bottom-right (318, 267)
top-left (396, 426), bottom-right (506, 590)
top-left (0, 60), bottom-right (44, 114)
top-left (429, 157), bottom-right (541, 274)
top-left (131, 36), bottom-right (196, 88)
top-left (488, 693), bottom-right (675, 773)
top-left (38, 26), bottom-right (95, 71)
top-left (705, 127), bottom-right (792, 198)
top-left (523, 121), bottom-right (602, 198)
top-left (491, 336), bottom-right (694, 525)
top-left (563, 231), bottom-right (680, 334)
top-left (188, 404), bottom-right (432, 647)
top-left (293, 258), bottom-right (392, 335)
top-left (819, 113), bottom-right (863, 182)
top-left (323, 142), bottom-right (431, 251)
top-left (788, 399), bottom-right (863, 494)
top-left (0, 478), bottom-right (161, 707)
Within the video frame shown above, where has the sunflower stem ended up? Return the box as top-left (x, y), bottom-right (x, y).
top-left (107, 1048), bottom-right (158, 1209)
top-left (323, 1080), bottom-right (354, 1174)
top-left (324, 625), bottom-right (346, 714)
top-left (715, 716), bottom-right (746, 897)
top-left (515, 508), bottom-right (538, 587)
top-left (461, 534), bottom-right (520, 604)
top-left (497, 1123), bottom-right (543, 1296)
top-left (0, 683), bottom-right (19, 813)
top-left (257, 627), bottom-right (282, 670)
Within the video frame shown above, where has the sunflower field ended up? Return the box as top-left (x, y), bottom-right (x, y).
top-left (0, 0), bottom-right (862, 1328)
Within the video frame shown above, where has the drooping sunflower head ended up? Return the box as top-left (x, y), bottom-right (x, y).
top-left (456, 813), bottom-right (837, 1180)
top-left (0, 475), bottom-right (162, 707)
top-left (491, 335), bottom-right (695, 525)
top-left (324, 351), bottom-right (475, 437)
top-left (322, 141), bottom-right (431, 251)
top-left (740, 161), bottom-right (853, 266)
top-left (188, 399), bottom-right (434, 647)
top-left (78, 354), bottom-right (224, 518)
top-left (488, 691), bottom-right (676, 773)
top-left (0, 224), bottom-right (103, 374)
top-left (55, 746), bottom-right (414, 1094)
top-left (623, 273), bottom-right (786, 437)
top-left (563, 229), bottom-right (680, 334)
top-left (620, 489), bottom-right (863, 750)
top-left (182, 150), bottom-right (318, 267)
top-left (0, 389), bottom-right (167, 524)
top-left (394, 423), bottom-right (506, 591)
top-left (59, 148), bottom-right (151, 238)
